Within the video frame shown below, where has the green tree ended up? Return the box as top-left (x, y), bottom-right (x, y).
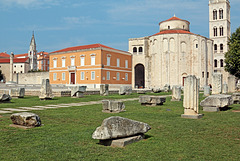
top-left (225, 27), bottom-right (240, 79)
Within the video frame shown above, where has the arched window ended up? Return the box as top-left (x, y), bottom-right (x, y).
top-left (219, 9), bottom-right (223, 19)
top-left (139, 47), bottom-right (143, 53)
top-left (220, 59), bottom-right (224, 67)
top-left (168, 26), bottom-right (170, 29)
top-left (214, 44), bottom-right (217, 52)
top-left (213, 27), bottom-right (218, 37)
top-left (213, 10), bottom-right (217, 20)
top-left (214, 59), bottom-right (218, 67)
top-left (220, 26), bottom-right (224, 36)
top-left (133, 47), bottom-right (137, 53)
top-left (220, 44), bottom-right (224, 52)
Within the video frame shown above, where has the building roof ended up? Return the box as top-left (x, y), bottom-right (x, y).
top-left (153, 30), bottom-right (194, 36)
top-left (0, 52), bottom-right (10, 58)
top-left (50, 43), bottom-right (128, 54)
top-left (159, 16), bottom-right (190, 25)
top-left (0, 57), bottom-right (29, 63)
top-left (38, 51), bottom-right (49, 55)
top-left (14, 53), bottom-right (28, 58)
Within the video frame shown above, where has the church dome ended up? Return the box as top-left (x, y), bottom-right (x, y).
top-left (159, 16), bottom-right (190, 32)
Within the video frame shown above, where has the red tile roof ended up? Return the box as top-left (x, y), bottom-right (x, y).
top-left (51, 43), bottom-right (127, 54)
top-left (14, 53), bottom-right (28, 58)
top-left (153, 30), bottom-right (194, 36)
top-left (38, 51), bottom-right (49, 55)
top-left (0, 52), bottom-right (10, 57)
top-left (159, 16), bottom-right (190, 25)
top-left (0, 58), bottom-right (29, 63)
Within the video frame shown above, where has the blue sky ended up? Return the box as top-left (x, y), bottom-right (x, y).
top-left (0, 0), bottom-right (239, 54)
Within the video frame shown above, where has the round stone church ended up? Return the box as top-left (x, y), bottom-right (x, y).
top-left (129, 16), bottom-right (213, 89)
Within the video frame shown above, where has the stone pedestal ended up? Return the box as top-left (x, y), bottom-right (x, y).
top-left (139, 95), bottom-right (166, 106)
top-left (10, 88), bottom-right (25, 98)
top-left (10, 112), bottom-right (41, 127)
top-left (100, 84), bottom-right (109, 96)
top-left (164, 84), bottom-right (170, 92)
top-left (222, 83), bottom-right (228, 94)
top-left (39, 79), bottom-right (54, 100)
top-left (181, 75), bottom-right (203, 119)
top-left (171, 85), bottom-right (181, 101)
top-left (71, 86), bottom-right (87, 98)
top-left (232, 93), bottom-right (240, 104)
top-left (119, 86), bottom-right (132, 95)
top-left (204, 85), bottom-right (211, 96)
top-left (212, 73), bottom-right (222, 95)
top-left (228, 76), bottom-right (236, 93)
top-left (102, 100), bottom-right (125, 113)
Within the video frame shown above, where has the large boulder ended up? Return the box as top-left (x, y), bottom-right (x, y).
top-left (102, 100), bottom-right (125, 113)
top-left (10, 112), bottom-right (41, 127)
top-left (200, 94), bottom-right (233, 112)
top-left (92, 116), bottom-right (151, 140)
top-left (0, 94), bottom-right (11, 102)
top-left (119, 86), bottom-right (132, 95)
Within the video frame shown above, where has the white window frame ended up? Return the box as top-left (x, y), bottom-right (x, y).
top-left (62, 72), bottom-right (65, 80)
top-left (53, 60), bottom-right (57, 68)
top-left (117, 72), bottom-right (120, 81)
top-left (125, 73), bottom-right (128, 81)
top-left (107, 71), bottom-right (110, 80)
top-left (125, 60), bottom-right (128, 68)
top-left (71, 58), bottom-right (75, 66)
top-left (107, 57), bottom-right (111, 66)
top-left (91, 71), bottom-right (95, 80)
top-left (81, 72), bottom-right (84, 80)
top-left (81, 57), bottom-right (85, 66)
top-left (117, 58), bottom-right (120, 67)
top-left (91, 56), bottom-right (95, 65)
top-left (62, 59), bottom-right (65, 67)
top-left (53, 73), bottom-right (57, 81)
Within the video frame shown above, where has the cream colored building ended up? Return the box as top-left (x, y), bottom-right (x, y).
top-left (209, 0), bottom-right (231, 83)
top-left (129, 16), bottom-right (214, 89)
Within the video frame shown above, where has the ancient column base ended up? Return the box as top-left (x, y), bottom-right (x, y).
top-left (99, 134), bottom-right (145, 147)
top-left (203, 107), bottom-right (220, 112)
top-left (181, 114), bottom-right (203, 119)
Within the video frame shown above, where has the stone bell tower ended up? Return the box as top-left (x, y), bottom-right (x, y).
top-left (28, 31), bottom-right (38, 71)
top-left (209, 0), bottom-right (231, 83)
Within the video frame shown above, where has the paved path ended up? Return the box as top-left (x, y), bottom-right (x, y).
top-left (0, 97), bottom-right (140, 114)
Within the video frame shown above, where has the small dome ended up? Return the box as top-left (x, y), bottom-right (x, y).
top-left (159, 16), bottom-right (190, 32)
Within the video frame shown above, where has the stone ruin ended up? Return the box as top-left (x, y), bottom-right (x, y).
top-left (232, 93), bottom-right (240, 104)
top-left (102, 100), bottom-right (125, 113)
top-left (204, 85), bottom-right (211, 97)
top-left (171, 85), bottom-right (182, 101)
top-left (222, 83), bottom-right (228, 94)
top-left (200, 94), bottom-right (233, 112)
top-left (71, 86), bottom-right (87, 98)
top-left (92, 116), bottom-right (151, 147)
top-left (10, 88), bottom-right (25, 98)
top-left (100, 84), bottom-right (109, 96)
top-left (212, 73), bottom-right (223, 95)
top-left (39, 79), bottom-right (54, 100)
top-left (152, 87), bottom-right (161, 93)
top-left (136, 89), bottom-right (147, 94)
top-left (228, 76), bottom-right (236, 93)
top-left (0, 94), bottom-right (11, 103)
top-left (119, 86), bottom-right (132, 95)
top-left (164, 84), bottom-right (170, 92)
top-left (10, 112), bottom-right (41, 129)
top-left (139, 95), bottom-right (166, 106)
top-left (181, 75), bottom-right (203, 119)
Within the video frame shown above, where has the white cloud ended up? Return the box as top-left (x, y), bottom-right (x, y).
top-left (63, 16), bottom-right (100, 25)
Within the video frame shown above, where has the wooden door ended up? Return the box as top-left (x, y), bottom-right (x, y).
top-left (71, 73), bottom-right (75, 84)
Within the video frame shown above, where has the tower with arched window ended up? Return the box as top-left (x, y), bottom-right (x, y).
top-left (28, 32), bottom-right (38, 71)
top-left (209, 0), bottom-right (231, 82)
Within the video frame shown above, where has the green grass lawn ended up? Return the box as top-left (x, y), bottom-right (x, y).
top-left (0, 93), bottom-right (239, 161)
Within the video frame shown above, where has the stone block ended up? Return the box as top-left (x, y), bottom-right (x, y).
top-left (10, 88), bottom-right (25, 98)
top-left (92, 116), bottom-right (151, 140)
top-left (100, 84), bottom-right (109, 96)
top-left (171, 85), bottom-right (181, 101)
top-left (200, 94), bottom-right (233, 112)
top-left (10, 112), bottom-right (41, 127)
top-left (139, 95), bottom-right (166, 106)
top-left (119, 86), bottom-right (132, 95)
top-left (71, 86), bottom-right (87, 98)
top-left (228, 76), bottom-right (236, 93)
top-left (204, 85), bottom-right (211, 97)
top-left (212, 73), bottom-right (222, 95)
top-left (102, 100), bottom-right (125, 113)
top-left (164, 84), bottom-right (170, 92)
top-left (136, 89), bottom-right (147, 94)
top-left (0, 94), bottom-right (11, 102)
top-left (99, 134), bottom-right (145, 147)
top-left (222, 84), bottom-right (228, 94)
top-left (152, 88), bottom-right (161, 93)
top-left (39, 79), bottom-right (54, 100)
top-left (232, 93), bottom-right (240, 104)
top-left (181, 114), bottom-right (204, 119)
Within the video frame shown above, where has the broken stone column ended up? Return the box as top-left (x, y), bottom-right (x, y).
top-left (10, 88), bottom-right (25, 98)
top-left (119, 86), bottom-right (132, 95)
top-left (0, 94), bottom-right (12, 102)
top-left (204, 85), bottom-right (211, 97)
top-left (139, 95), bottom-right (166, 106)
top-left (228, 76), bottom-right (236, 93)
top-left (10, 52), bottom-right (14, 82)
top-left (10, 112), bottom-right (41, 128)
top-left (181, 75), bottom-right (203, 119)
top-left (102, 100), bottom-right (125, 113)
top-left (39, 79), bottom-right (54, 100)
top-left (200, 94), bottom-right (233, 112)
top-left (212, 73), bottom-right (222, 95)
top-left (92, 116), bottom-right (151, 147)
top-left (100, 84), bottom-right (109, 96)
top-left (171, 85), bottom-right (182, 101)
top-left (222, 83), bottom-right (228, 94)
top-left (71, 86), bottom-right (87, 98)
top-left (232, 93), bottom-right (240, 104)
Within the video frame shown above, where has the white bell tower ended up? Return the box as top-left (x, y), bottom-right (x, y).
top-left (28, 31), bottom-right (38, 71)
top-left (209, 0), bottom-right (231, 83)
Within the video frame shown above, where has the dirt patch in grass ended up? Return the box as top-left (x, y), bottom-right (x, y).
top-left (232, 110), bottom-right (240, 112)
